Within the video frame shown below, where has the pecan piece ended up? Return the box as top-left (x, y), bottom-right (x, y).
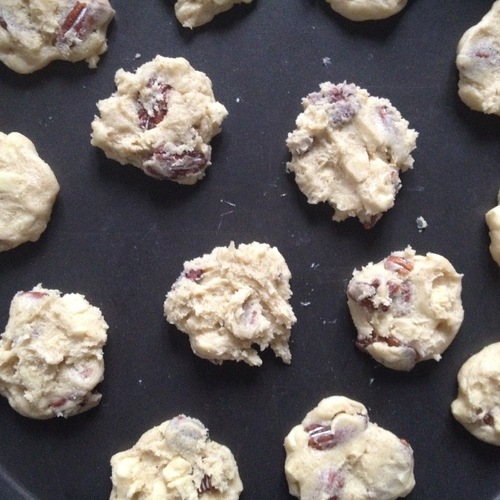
top-left (184, 269), bottom-right (203, 282)
top-left (137, 79), bottom-right (172, 130)
top-left (484, 413), bottom-right (495, 426)
top-left (0, 17), bottom-right (7, 30)
top-left (362, 213), bottom-right (382, 230)
top-left (197, 474), bottom-right (217, 494)
top-left (22, 290), bottom-right (49, 299)
top-left (145, 149), bottom-right (208, 181)
top-left (384, 255), bottom-right (414, 275)
top-left (305, 423), bottom-right (337, 450)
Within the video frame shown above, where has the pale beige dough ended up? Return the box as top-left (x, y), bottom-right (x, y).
top-left (0, 132), bottom-right (60, 252)
top-left (164, 241), bottom-right (296, 366)
top-left (286, 82), bottom-right (417, 228)
top-left (109, 415), bottom-right (243, 499)
top-left (347, 246), bottom-right (464, 371)
top-left (485, 189), bottom-right (500, 266)
top-left (284, 396), bottom-right (415, 500)
top-left (0, 285), bottom-right (108, 419)
top-left (451, 342), bottom-right (500, 446)
top-left (456, 0), bottom-right (500, 115)
top-left (175, 0), bottom-right (253, 29)
top-left (91, 56), bottom-right (228, 185)
top-left (0, 0), bottom-right (115, 74)
top-left (324, 0), bottom-right (407, 21)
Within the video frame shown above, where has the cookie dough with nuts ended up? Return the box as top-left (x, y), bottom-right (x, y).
top-left (286, 82), bottom-right (418, 228)
top-left (0, 285), bottom-right (108, 419)
top-left (284, 396), bottom-right (415, 499)
top-left (324, 0), bottom-right (407, 21)
top-left (109, 415), bottom-right (243, 499)
top-left (485, 189), bottom-right (500, 266)
top-left (0, 0), bottom-right (115, 74)
top-left (175, 0), bottom-right (253, 29)
top-left (91, 56), bottom-right (228, 184)
top-left (451, 342), bottom-right (500, 446)
top-left (456, 0), bottom-right (500, 116)
top-left (0, 132), bottom-right (59, 252)
top-left (164, 241), bottom-right (296, 366)
top-left (347, 246), bottom-right (464, 371)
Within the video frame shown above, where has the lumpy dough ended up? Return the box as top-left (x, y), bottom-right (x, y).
top-left (286, 82), bottom-right (418, 228)
top-left (0, 285), bottom-right (108, 419)
top-left (347, 246), bottom-right (464, 371)
top-left (451, 342), bottom-right (500, 446)
top-left (109, 415), bottom-right (243, 499)
top-left (91, 56), bottom-right (228, 185)
top-left (175, 0), bottom-right (253, 29)
top-left (0, 0), bottom-right (115, 74)
top-left (164, 241), bottom-right (296, 366)
top-left (324, 0), bottom-right (407, 21)
top-left (284, 396), bottom-right (415, 500)
top-left (0, 132), bottom-right (60, 252)
top-left (485, 189), bottom-right (500, 266)
top-left (456, 0), bottom-right (500, 116)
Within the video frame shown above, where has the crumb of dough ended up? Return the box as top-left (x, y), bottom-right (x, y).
top-left (416, 216), bottom-right (428, 232)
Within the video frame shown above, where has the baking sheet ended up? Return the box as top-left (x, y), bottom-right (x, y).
top-left (1, 0), bottom-right (500, 498)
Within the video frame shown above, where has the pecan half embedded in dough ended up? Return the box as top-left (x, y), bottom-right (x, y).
top-left (137, 79), bottom-right (172, 130)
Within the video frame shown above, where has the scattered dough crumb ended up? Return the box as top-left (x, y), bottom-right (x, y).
top-left (416, 216), bottom-right (428, 232)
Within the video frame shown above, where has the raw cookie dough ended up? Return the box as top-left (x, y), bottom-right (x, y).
top-left (91, 56), bottom-right (228, 185)
top-left (0, 131), bottom-right (60, 252)
top-left (324, 0), bottom-right (407, 21)
top-left (485, 189), bottom-right (500, 266)
top-left (286, 82), bottom-right (418, 228)
top-left (451, 342), bottom-right (500, 446)
top-left (109, 415), bottom-right (243, 499)
top-left (347, 246), bottom-right (464, 371)
top-left (0, 0), bottom-right (115, 74)
top-left (284, 396), bottom-right (415, 499)
top-left (164, 241), bottom-right (296, 366)
top-left (175, 0), bottom-right (253, 29)
top-left (456, 0), bottom-right (500, 115)
top-left (0, 285), bottom-right (108, 419)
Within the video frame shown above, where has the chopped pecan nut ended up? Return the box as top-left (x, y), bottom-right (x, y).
top-left (484, 413), bottom-right (494, 426)
top-left (137, 79), bottom-right (172, 130)
top-left (362, 213), bottom-right (382, 230)
top-left (384, 255), bottom-right (414, 275)
top-left (184, 269), bottom-right (204, 282)
top-left (305, 423), bottom-right (338, 450)
top-left (0, 17), bottom-right (7, 30)
top-left (145, 149), bottom-right (208, 181)
top-left (22, 291), bottom-right (49, 299)
top-left (197, 474), bottom-right (216, 494)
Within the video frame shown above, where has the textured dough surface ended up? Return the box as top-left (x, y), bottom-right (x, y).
top-left (286, 82), bottom-right (417, 228)
top-left (347, 246), bottom-right (464, 371)
top-left (0, 132), bottom-right (59, 252)
top-left (485, 190), bottom-right (500, 266)
top-left (175, 0), bottom-right (253, 28)
top-left (451, 342), bottom-right (500, 446)
top-left (456, 0), bottom-right (500, 115)
top-left (91, 56), bottom-right (228, 185)
top-left (284, 396), bottom-right (415, 500)
top-left (0, 285), bottom-right (108, 419)
top-left (0, 0), bottom-right (115, 74)
top-left (164, 241), bottom-right (296, 366)
top-left (324, 0), bottom-right (407, 21)
top-left (109, 415), bottom-right (243, 499)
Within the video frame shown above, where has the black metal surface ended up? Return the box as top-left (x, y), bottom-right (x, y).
top-left (1, 1), bottom-right (500, 498)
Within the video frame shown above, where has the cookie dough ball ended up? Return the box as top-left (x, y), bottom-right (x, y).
top-left (347, 246), bottom-right (464, 371)
top-left (91, 56), bottom-right (228, 185)
top-left (164, 242), bottom-right (296, 366)
top-left (286, 82), bottom-right (418, 228)
top-left (324, 0), bottom-right (407, 21)
top-left (175, 0), bottom-right (253, 29)
top-left (456, 0), bottom-right (500, 115)
top-left (0, 285), bottom-right (108, 419)
top-left (284, 396), bottom-right (415, 499)
top-left (451, 342), bottom-right (500, 446)
top-left (0, 132), bottom-right (60, 252)
top-left (109, 415), bottom-right (243, 499)
top-left (485, 190), bottom-right (500, 266)
top-left (0, 0), bottom-right (115, 74)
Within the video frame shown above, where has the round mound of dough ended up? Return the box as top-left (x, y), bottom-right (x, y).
top-left (175, 0), bottom-right (253, 29)
top-left (456, 0), bottom-right (500, 115)
top-left (451, 342), bottom-right (500, 446)
top-left (347, 246), bottom-right (464, 371)
top-left (0, 132), bottom-right (60, 252)
top-left (286, 82), bottom-right (418, 228)
top-left (91, 55), bottom-right (228, 185)
top-left (0, 0), bottom-right (115, 74)
top-left (0, 285), bottom-right (108, 419)
top-left (164, 241), bottom-right (296, 366)
top-left (485, 189), bottom-right (500, 266)
top-left (109, 415), bottom-right (243, 499)
top-left (324, 0), bottom-right (407, 21)
top-left (284, 396), bottom-right (415, 499)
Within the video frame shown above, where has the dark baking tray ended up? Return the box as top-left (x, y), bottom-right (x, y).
top-left (1, 0), bottom-right (500, 498)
